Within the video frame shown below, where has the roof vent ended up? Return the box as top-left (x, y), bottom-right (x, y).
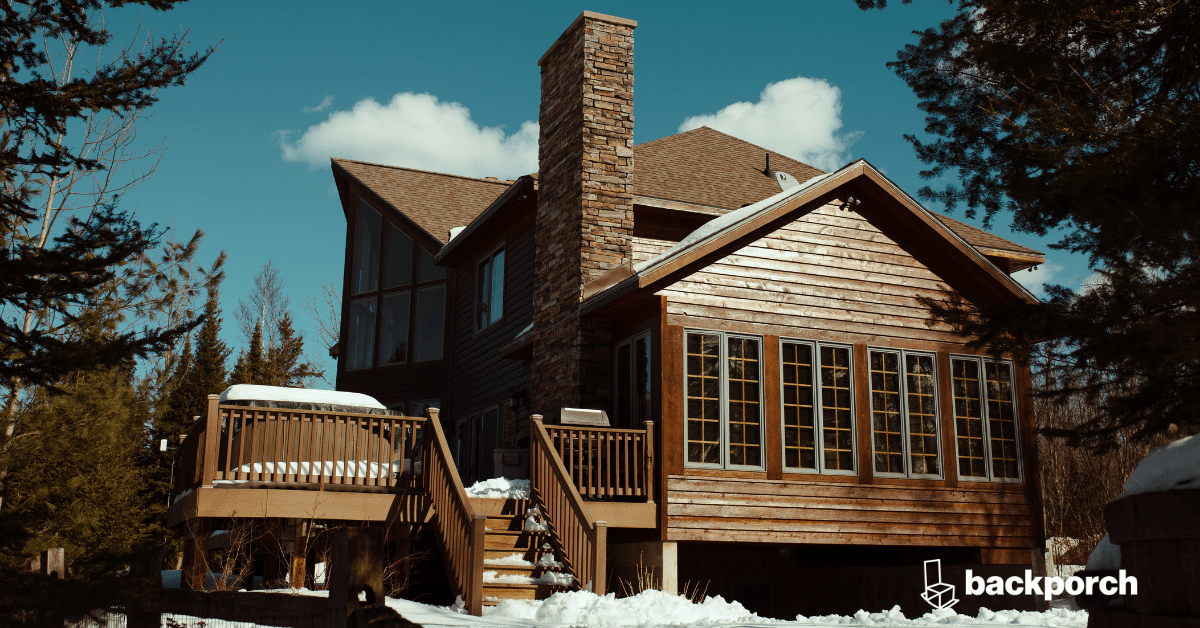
top-left (776, 171), bottom-right (800, 191)
top-left (765, 152), bottom-right (774, 177)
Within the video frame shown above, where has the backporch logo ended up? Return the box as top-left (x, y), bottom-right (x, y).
top-left (919, 558), bottom-right (1140, 608)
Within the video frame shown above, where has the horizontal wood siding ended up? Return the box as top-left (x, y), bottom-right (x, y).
top-left (634, 203), bottom-right (975, 347)
top-left (449, 204), bottom-right (536, 417)
top-left (666, 475), bottom-right (1037, 548)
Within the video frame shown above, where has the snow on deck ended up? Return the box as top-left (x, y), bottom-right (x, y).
top-left (219, 384), bottom-right (386, 409)
top-left (1118, 434), bottom-right (1199, 498)
top-left (465, 477), bottom-right (531, 499)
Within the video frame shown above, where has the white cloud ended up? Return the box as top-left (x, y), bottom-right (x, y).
top-left (304, 95), bottom-right (335, 113)
top-left (678, 77), bottom-right (861, 172)
top-left (279, 92), bottom-right (538, 180)
top-left (1013, 261), bottom-right (1064, 296)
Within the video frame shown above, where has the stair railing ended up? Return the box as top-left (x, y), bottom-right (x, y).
top-left (421, 408), bottom-right (486, 615)
top-left (530, 415), bottom-right (608, 595)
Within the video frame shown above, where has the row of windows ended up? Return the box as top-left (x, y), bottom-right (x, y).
top-left (683, 331), bottom-right (1021, 482)
top-left (346, 199), bottom-right (447, 370)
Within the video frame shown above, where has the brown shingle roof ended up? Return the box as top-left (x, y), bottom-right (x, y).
top-left (633, 126), bottom-right (826, 209)
top-left (332, 159), bottom-right (511, 244)
top-left (332, 128), bottom-right (1038, 258)
top-left (928, 211), bottom-right (1041, 257)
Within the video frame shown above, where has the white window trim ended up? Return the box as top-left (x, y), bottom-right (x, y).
top-left (866, 347), bottom-right (944, 480)
top-left (949, 354), bottom-right (1024, 484)
top-left (683, 329), bottom-right (766, 472)
top-left (779, 338), bottom-right (858, 476)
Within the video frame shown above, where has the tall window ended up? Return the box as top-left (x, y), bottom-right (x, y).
top-left (614, 332), bottom-right (651, 429)
top-left (781, 340), bottom-right (855, 474)
top-left (346, 197), bottom-right (448, 371)
top-left (952, 357), bottom-right (1021, 481)
top-left (476, 246), bottom-right (505, 330)
top-left (685, 331), bottom-right (763, 469)
top-left (868, 349), bottom-right (941, 477)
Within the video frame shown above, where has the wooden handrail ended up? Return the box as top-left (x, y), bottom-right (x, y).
top-left (421, 409), bottom-right (485, 616)
top-left (544, 421), bottom-right (654, 502)
top-left (531, 415), bottom-right (607, 595)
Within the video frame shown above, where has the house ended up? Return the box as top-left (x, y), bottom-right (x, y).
top-left (171, 11), bottom-right (1047, 619)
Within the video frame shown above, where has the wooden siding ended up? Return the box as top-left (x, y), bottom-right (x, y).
top-left (666, 475), bottom-right (1037, 549)
top-left (448, 201), bottom-right (536, 419)
top-left (634, 202), bottom-right (976, 348)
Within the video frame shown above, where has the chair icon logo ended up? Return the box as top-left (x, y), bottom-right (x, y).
top-left (921, 559), bottom-right (959, 610)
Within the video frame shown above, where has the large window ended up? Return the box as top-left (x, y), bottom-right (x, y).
top-left (780, 340), bottom-right (856, 474)
top-left (951, 356), bottom-right (1021, 481)
top-left (685, 331), bottom-right (763, 469)
top-left (614, 332), bottom-right (652, 429)
top-left (346, 198), bottom-right (448, 371)
top-left (867, 349), bottom-right (941, 478)
top-left (476, 246), bottom-right (505, 330)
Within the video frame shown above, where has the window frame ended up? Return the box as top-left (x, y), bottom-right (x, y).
top-left (683, 329), bottom-right (766, 472)
top-left (949, 354), bottom-right (1023, 484)
top-left (475, 243), bottom-right (506, 332)
top-left (344, 196), bottom-right (449, 372)
top-left (779, 338), bottom-right (858, 476)
top-left (613, 331), bottom-right (652, 429)
top-left (866, 346), bottom-right (944, 480)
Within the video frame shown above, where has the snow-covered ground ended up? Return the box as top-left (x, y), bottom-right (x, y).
top-left (176, 587), bottom-right (1086, 628)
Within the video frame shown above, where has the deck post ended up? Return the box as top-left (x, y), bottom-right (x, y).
top-left (592, 520), bottom-right (608, 595)
top-left (201, 394), bottom-right (220, 488)
top-left (329, 527), bottom-right (384, 625)
top-left (469, 512), bottom-right (487, 616)
top-left (290, 519), bottom-right (309, 589)
top-left (181, 518), bottom-right (211, 590)
top-left (642, 421), bottom-right (655, 503)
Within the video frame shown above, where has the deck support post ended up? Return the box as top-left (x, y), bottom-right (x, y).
top-left (182, 518), bottom-right (211, 590)
top-left (261, 519), bottom-right (284, 588)
top-left (290, 519), bottom-right (309, 589)
top-left (330, 527), bottom-right (384, 626)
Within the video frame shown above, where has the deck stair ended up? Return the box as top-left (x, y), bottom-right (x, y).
top-left (472, 497), bottom-right (574, 605)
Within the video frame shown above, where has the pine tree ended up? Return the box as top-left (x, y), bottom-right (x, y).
top-left (267, 313), bottom-right (320, 388)
top-left (162, 284), bottom-right (230, 437)
top-left (860, 0), bottom-right (1200, 444)
top-left (229, 322), bottom-right (270, 386)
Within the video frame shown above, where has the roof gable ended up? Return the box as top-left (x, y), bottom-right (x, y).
top-left (583, 160), bottom-right (1037, 311)
top-left (331, 158), bottom-right (512, 245)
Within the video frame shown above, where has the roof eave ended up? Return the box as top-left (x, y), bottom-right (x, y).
top-left (434, 177), bottom-right (533, 266)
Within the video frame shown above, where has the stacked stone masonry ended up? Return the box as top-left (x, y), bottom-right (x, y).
top-left (532, 12), bottom-right (635, 416)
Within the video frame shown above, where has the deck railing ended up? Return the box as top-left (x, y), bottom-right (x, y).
top-left (531, 415), bottom-right (608, 595)
top-left (421, 409), bottom-right (485, 616)
top-left (545, 421), bottom-right (654, 502)
top-left (177, 395), bottom-right (426, 495)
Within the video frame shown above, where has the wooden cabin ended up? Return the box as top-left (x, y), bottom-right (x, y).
top-left (172, 11), bottom-right (1048, 619)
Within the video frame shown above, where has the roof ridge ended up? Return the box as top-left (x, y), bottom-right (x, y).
top-left (331, 158), bottom-right (513, 186)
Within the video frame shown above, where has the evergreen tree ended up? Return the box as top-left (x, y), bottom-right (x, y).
top-left (268, 313), bottom-right (320, 387)
top-left (229, 322), bottom-right (270, 386)
top-left (859, 0), bottom-right (1200, 444)
top-left (162, 283), bottom-right (230, 437)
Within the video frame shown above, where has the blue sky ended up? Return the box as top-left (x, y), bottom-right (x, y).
top-left (113, 1), bottom-right (1090, 385)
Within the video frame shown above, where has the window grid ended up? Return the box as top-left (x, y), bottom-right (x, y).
top-left (985, 362), bottom-right (1020, 479)
top-left (820, 346), bottom-right (855, 472)
top-left (906, 354), bottom-right (940, 476)
top-left (727, 337), bottom-right (761, 467)
top-left (953, 359), bottom-right (987, 478)
top-left (781, 342), bottom-right (816, 470)
top-left (870, 351), bottom-right (904, 474)
top-left (686, 333), bottom-right (721, 465)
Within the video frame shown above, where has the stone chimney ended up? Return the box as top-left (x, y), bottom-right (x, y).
top-left (532, 11), bottom-right (636, 416)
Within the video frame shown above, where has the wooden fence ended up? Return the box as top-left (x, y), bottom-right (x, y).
top-left (530, 415), bottom-right (608, 595)
top-left (420, 409), bottom-right (485, 616)
top-left (176, 395), bottom-right (425, 497)
top-left (545, 422), bottom-right (655, 502)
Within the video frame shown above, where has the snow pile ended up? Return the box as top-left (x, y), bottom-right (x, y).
top-left (1086, 535), bottom-right (1121, 571)
top-left (1118, 435), bottom-right (1200, 498)
top-left (465, 477), bottom-right (531, 499)
top-left (484, 589), bottom-right (766, 626)
top-left (484, 553), bottom-right (532, 567)
top-left (482, 571), bottom-right (574, 586)
top-left (524, 515), bottom-right (548, 533)
top-left (536, 553), bottom-right (563, 568)
top-left (793, 605), bottom-right (1088, 627)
